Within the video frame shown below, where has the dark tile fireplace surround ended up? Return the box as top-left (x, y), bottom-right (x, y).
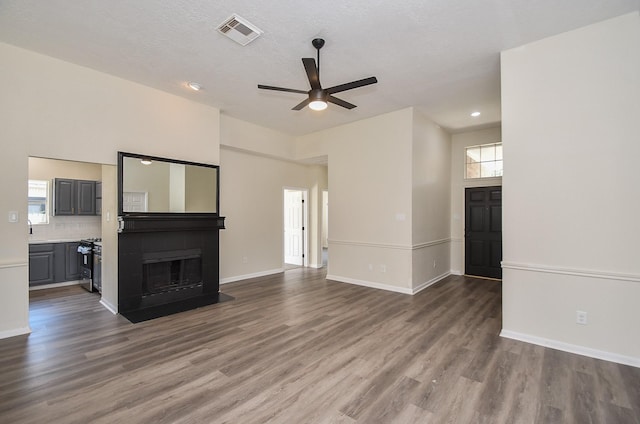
top-left (118, 215), bottom-right (227, 322)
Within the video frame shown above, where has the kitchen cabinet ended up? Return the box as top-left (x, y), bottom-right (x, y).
top-left (77, 180), bottom-right (96, 215)
top-left (95, 182), bottom-right (102, 216)
top-left (53, 178), bottom-right (97, 215)
top-left (64, 242), bottom-right (82, 281)
top-left (29, 241), bottom-right (83, 286)
top-left (28, 243), bottom-right (55, 285)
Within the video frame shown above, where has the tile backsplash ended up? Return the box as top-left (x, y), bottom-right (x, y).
top-left (29, 215), bottom-right (101, 241)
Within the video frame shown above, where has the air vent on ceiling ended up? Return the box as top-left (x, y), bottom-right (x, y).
top-left (217, 14), bottom-right (263, 46)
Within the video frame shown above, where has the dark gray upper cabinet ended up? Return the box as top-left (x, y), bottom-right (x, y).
top-left (95, 182), bottom-right (102, 216)
top-left (77, 180), bottom-right (96, 215)
top-left (54, 178), bottom-right (98, 216)
top-left (54, 178), bottom-right (75, 215)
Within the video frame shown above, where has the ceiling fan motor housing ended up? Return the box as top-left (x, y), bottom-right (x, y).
top-left (310, 89), bottom-right (327, 102)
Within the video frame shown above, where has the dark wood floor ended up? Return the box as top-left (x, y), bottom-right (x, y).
top-left (1, 269), bottom-right (638, 423)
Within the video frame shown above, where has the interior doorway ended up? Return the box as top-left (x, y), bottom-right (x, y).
top-left (464, 186), bottom-right (502, 279)
top-left (322, 190), bottom-right (328, 267)
top-left (284, 188), bottom-right (308, 269)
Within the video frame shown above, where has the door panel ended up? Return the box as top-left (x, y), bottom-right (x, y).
top-left (465, 186), bottom-right (502, 279)
top-left (470, 206), bottom-right (485, 231)
top-left (284, 190), bottom-right (304, 266)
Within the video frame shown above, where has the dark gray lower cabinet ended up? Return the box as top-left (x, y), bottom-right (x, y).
top-left (28, 244), bottom-right (55, 285)
top-left (65, 242), bottom-right (82, 281)
top-left (29, 241), bottom-right (82, 287)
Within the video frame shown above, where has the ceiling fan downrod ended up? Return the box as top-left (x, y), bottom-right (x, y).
top-left (312, 38), bottom-right (325, 76)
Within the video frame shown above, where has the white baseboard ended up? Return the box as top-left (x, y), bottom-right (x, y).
top-left (412, 272), bottom-right (451, 294)
top-left (220, 268), bottom-right (284, 285)
top-left (450, 269), bottom-right (463, 276)
top-left (0, 326), bottom-right (31, 340)
top-left (29, 280), bottom-right (81, 291)
top-left (326, 274), bottom-right (413, 294)
top-left (326, 272), bottom-right (452, 296)
top-left (100, 299), bottom-right (118, 315)
top-left (500, 329), bottom-right (640, 368)
top-left (308, 263), bottom-right (324, 269)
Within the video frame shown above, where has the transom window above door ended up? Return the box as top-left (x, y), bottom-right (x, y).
top-left (465, 142), bottom-right (503, 179)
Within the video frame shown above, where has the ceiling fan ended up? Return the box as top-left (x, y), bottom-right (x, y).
top-left (258, 38), bottom-right (377, 111)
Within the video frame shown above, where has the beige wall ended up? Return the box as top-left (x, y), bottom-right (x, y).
top-left (449, 127), bottom-right (502, 274)
top-left (219, 147), bottom-right (327, 281)
top-left (0, 42), bottom-right (220, 335)
top-left (411, 110), bottom-right (452, 290)
top-left (123, 159), bottom-right (171, 212)
top-left (301, 108), bottom-right (453, 293)
top-left (100, 164), bottom-right (118, 313)
top-left (221, 114), bottom-right (296, 159)
top-left (298, 108), bottom-right (452, 293)
top-left (29, 157), bottom-right (103, 181)
top-left (185, 165), bottom-right (218, 213)
top-left (501, 12), bottom-right (640, 365)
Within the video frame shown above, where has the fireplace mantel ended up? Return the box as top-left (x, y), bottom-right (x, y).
top-left (118, 214), bottom-right (225, 233)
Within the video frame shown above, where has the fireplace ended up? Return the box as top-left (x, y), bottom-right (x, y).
top-left (143, 249), bottom-right (203, 294)
top-left (118, 215), bottom-right (227, 322)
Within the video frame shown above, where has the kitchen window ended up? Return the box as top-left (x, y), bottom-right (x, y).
top-left (28, 180), bottom-right (49, 225)
top-left (465, 142), bottom-right (503, 179)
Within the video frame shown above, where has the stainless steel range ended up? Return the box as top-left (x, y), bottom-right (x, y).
top-left (93, 240), bottom-right (102, 293)
top-left (78, 238), bottom-right (101, 293)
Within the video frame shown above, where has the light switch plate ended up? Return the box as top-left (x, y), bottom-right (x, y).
top-left (8, 211), bottom-right (19, 223)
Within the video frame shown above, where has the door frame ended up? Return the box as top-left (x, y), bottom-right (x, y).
top-left (283, 187), bottom-right (308, 267)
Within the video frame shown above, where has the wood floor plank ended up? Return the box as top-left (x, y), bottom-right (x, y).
top-left (0, 269), bottom-right (637, 423)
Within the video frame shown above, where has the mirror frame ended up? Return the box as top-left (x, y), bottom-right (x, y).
top-left (117, 151), bottom-right (220, 217)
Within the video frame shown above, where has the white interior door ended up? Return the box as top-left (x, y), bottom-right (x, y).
top-left (123, 191), bottom-right (148, 212)
top-left (284, 189), bottom-right (304, 266)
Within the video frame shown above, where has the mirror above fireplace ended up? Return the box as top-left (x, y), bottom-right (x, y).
top-left (118, 152), bottom-right (219, 215)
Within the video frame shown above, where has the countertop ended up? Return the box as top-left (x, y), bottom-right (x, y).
top-left (29, 238), bottom-right (92, 245)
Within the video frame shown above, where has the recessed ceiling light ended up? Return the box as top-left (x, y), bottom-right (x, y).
top-left (140, 159), bottom-right (152, 165)
top-left (188, 82), bottom-right (202, 91)
top-left (471, 111), bottom-right (481, 117)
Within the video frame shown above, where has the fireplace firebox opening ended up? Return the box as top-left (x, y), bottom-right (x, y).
top-left (142, 249), bottom-right (203, 295)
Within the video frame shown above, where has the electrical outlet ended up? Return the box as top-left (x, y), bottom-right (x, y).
top-left (242, 256), bottom-right (248, 264)
top-left (576, 310), bottom-right (588, 325)
top-left (433, 260), bottom-right (437, 268)
top-left (368, 264), bottom-right (373, 271)
top-left (380, 264), bottom-right (386, 273)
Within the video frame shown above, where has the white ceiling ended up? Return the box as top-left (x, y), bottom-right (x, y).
top-left (0, 1), bottom-right (636, 136)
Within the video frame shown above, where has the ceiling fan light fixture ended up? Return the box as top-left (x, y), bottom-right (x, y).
top-left (188, 82), bottom-right (202, 91)
top-left (309, 89), bottom-right (328, 111)
top-left (309, 100), bottom-right (328, 111)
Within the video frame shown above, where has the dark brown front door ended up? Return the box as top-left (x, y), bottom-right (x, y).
top-left (465, 186), bottom-right (502, 279)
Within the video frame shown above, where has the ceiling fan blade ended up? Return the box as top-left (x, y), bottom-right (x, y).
top-left (326, 76), bottom-right (378, 94)
top-left (258, 84), bottom-right (308, 94)
top-left (302, 58), bottom-right (321, 90)
top-left (292, 98), bottom-right (310, 111)
top-left (327, 95), bottom-right (357, 110)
